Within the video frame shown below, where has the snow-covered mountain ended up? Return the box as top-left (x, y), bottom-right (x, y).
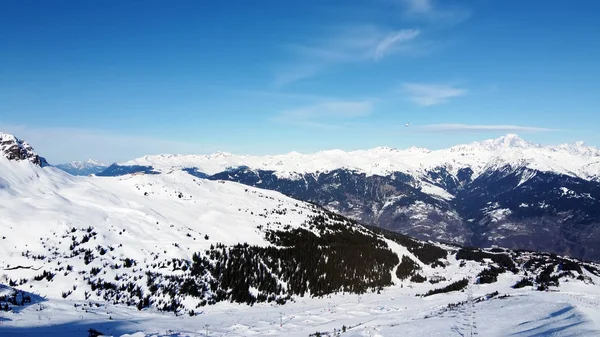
top-left (55, 159), bottom-right (109, 176)
top-left (2, 132), bottom-right (599, 320)
top-left (0, 132), bottom-right (48, 167)
top-left (96, 134), bottom-right (600, 261)
top-left (104, 134), bottom-right (600, 181)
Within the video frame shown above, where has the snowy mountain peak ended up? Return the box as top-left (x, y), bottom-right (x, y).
top-left (68, 159), bottom-right (107, 168)
top-left (209, 151), bottom-right (234, 159)
top-left (405, 146), bottom-right (432, 153)
top-left (104, 133), bottom-right (600, 182)
top-left (55, 158), bottom-right (109, 176)
top-left (370, 146), bottom-right (398, 152)
top-left (0, 132), bottom-right (48, 167)
top-left (554, 141), bottom-right (600, 157)
top-left (495, 134), bottom-right (531, 147)
top-left (449, 134), bottom-right (539, 153)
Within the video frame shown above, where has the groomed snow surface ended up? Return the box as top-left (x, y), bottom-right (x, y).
top-left (1, 281), bottom-right (599, 337)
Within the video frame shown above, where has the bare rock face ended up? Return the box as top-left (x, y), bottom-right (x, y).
top-left (0, 132), bottom-right (48, 167)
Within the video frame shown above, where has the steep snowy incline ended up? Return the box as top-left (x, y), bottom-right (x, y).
top-left (0, 155), bottom-right (328, 303)
top-left (113, 134), bottom-right (600, 180)
top-left (0, 156), bottom-right (313, 256)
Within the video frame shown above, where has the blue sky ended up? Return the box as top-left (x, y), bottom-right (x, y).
top-left (1, 0), bottom-right (599, 163)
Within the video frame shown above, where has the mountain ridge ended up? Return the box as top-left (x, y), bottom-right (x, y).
top-left (110, 134), bottom-right (600, 182)
top-left (1, 146), bottom-right (600, 315)
top-left (4, 131), bottom-right (600, 262)
top-left (55, 159), bottom-right (109, 176)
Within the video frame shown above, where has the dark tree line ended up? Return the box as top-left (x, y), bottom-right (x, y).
top-left (456, 248), bottom-right (517, 272)
top-left (139, 213), bottom-right (400, 311)
top-left (367, 225), bottom-right (448, 266)
top-left (422, 278), bottom-right (469, 297)
top-left (173, 225), bottom-right (399, 306)
top-left (396, 255), bottom-right (421, 280)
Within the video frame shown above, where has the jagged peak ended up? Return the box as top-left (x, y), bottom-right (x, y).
top-left (0, 132), bottom-right (48, 167)
top-left (209, 151), bottom-right (234, 158)
top-left (449, 134), bottom-right (540, 152)
top-left (552, 141), bottom-right (600, 157)
top-left (370, 146), bottom-right (398, 152)
top-left (59, 159), bottom-right (107, 169)
top-left (78, 158), bottom-right (106, 165)
top-left (494, 133), bottom-right (529, 146)
top-left (405, 146), bottom-right (432, 153)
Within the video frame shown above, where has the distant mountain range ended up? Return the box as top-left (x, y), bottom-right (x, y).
top-left (55, 159), bottom-right (108, 176)
top-left (1, 131), bottom-right (599, 315)
top-left (95, 134), bottom-right (600, 261)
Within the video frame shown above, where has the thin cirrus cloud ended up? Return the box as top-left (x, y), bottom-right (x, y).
top-left (401, 82), bottom-right (467, 106)
top-left (399, 0), bottom-right (471, 25)
top-left (401, 0), bottom-right (433, 15)
top-left (274, 26), bottom-right (420, 87)
top-left (273, 100), bottom-right (374, 129)
top-left (417, 124), bottom-right (559, 133)
top-left (374, 29), bottom-right (420, 60)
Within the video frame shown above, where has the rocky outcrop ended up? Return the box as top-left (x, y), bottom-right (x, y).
top-left (0, 133), bottom-right (48, 167)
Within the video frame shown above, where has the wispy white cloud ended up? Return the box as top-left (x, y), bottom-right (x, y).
top-left (273, 100), bottom-right (374, 129)
top-left (273, 64), bottom-right (323, 88)
top-left (0, 124), bottom-right (214, 164)
top-left (374, 29), bottom-right (420, 60)
top-left (417, 124), bottom-right (559, 133)
top-left (402, 0), bottom-right (433, 15)
top-left (399, 0), bottom-right (471, 25)
top-left (273, 0), bottom-right (472, 87)
top-left (401, 82), bottom-right (467, 106)
top-left (274, 26), bottom-right (420, 87)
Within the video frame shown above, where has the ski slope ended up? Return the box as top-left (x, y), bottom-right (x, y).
top-left (1, 280), bottom-right (599, 337)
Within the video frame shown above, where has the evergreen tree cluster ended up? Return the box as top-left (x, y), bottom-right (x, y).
top-left (583, 264), bottom-right (600, 277)
top-left (0, 289), bottom-right (32, 310)
top-left (396, 255), bottom-right (421, 280)
top-left (456, 248), bottom-right (516, 272)
top-left (422, 278), bottom-right (469, 297)
top-left (536, 265), bottom-right (560, 290)
top-left (476, 266), bottom-right (505, 284)
top-left (462, 247), bottom-right (594, 291)
top-left (410, 274), bottom-right (427, 283)
top-left (173, 224), bottom-right (398, 307)
top-left (137, 213), bottom-right (399, 312)
top-left (512, 278), bottom-right (534, 288)
top-left (367, 226), bottom-right (448, 266)
top-left (33, 270), bottom-right (55, 282)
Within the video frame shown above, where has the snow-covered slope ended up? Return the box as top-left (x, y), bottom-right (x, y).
top-left (0, 148), bottom-right (406, 310)
top-left (2, 281), bottom-right (600, 337)
top-left (114, 134), bottom-right (600, 181)
top-left (2, 132), bottom-right (600, 337)
top-left (2, 133), bottom-right (600, 317)
top-left (0, 154), bottom-right (597, 305)
top-left (99, 134), bottom-right (600, 261)
top-left (55, 159), bottom-right (108, 176)
top-left (0, 155), bottom-right (321, 300)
